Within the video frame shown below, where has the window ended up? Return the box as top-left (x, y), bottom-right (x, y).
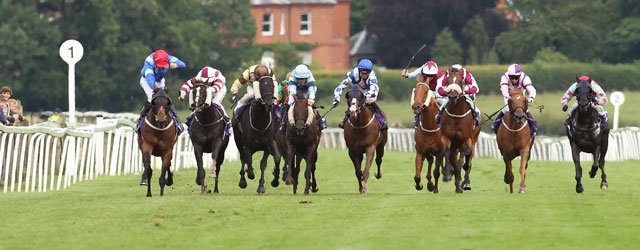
top-left (280, 12), bottom-right (285, 36)
top-left (262, 12), bottom-right (273, 36)
top-left (299, 51), bottom-right (312, 65)
top-left (300, 12), bottom-right (311, 35)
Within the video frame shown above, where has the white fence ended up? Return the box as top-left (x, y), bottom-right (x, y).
top-left (319, 127), bottom-right (640, 162)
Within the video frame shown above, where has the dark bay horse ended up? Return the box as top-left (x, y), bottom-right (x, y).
top-left (497, 87), bottom-right (534, 193)
top-left (440, 71), bottom-right (481, 193)
top-left (343, 83), bottom-right (388, 194)
top-left (411, 82), bottom-right (443, 193)
top-left (188, 83), bottom-right (229, 194)
top-left (565, 79), bottom-right (609, 193)
top-left (232, 64), bottom-right (282, 194)
top-left (284, 93), bottom-right (321, 194)
top-left (138, 88), bottom-right (178, 197)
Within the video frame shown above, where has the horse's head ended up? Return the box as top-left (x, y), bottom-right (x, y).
top-left (150, 88), bottom-right (172, 127)
top-left (446, 68), bottom-right (465, 104)
top-left (345, 83), bottom-right (366, 117)
top-left (253, 64), bottom-right (275, 108)
top-left (189, 83), bottom-right (211, 112)
top-left (411, 82), bottom-right (435, 115)
top-left (507, 87), bottom-right (527, 123)
top-left (288, 92), bottom-right (313, 136)
top-left (575, 77), bottom-right (595, 111)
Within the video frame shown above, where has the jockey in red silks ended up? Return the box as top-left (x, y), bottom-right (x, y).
top-left (492, 64), bottom-right (538, 136)
top-left (434, 64), bottom-right (481, 126)
top-left (561, 75), bottom-right (608, 129)
top-left (403, 60), bottom-right (446, 127)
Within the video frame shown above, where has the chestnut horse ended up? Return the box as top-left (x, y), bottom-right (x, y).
top-left (232, 65), bottom-right (282, 194)
top-left (284, 92), bottom-right (321, 194)
top-left (188, 83), bottom-right (229, 194)
top-left (343, 83), bottom-right (388, 194)
top-left (411, 81), bottom-right (443, 193)
top-left (497, 87), bottom-right (534, 193)
top-left (565, 79), bottom-right (609, 193)
top-left (440, 70), bottom-right (481, 193)
top-left (138, 88), bottom-right (178, 197)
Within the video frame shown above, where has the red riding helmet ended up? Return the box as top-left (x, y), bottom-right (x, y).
top-left (153, 50), bottom-right (170, 68)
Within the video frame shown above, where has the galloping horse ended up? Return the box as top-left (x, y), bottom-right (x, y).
top-left (188, 83), bottom-right (229, 194)
top-left (411, 81), bottom-right (443, 193)
top-left (232, 64), bottom-right (282, 194)
top-left (440, 70), bottom-right (481, 193)
top-left (284, 92), bottom-right (321, 194)
top-left (565, 79), bottom-right (609, 193)
top-left (138, 87), bottom-right (178, 197)
top-left (343, 83), bottom-right (388, 194)
top-left (497, 87), bottom-right (534, 193)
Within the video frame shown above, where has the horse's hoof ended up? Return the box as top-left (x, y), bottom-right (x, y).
top-left (208, 173), bottom-right (217, 178)
top-left (311, 186), bottom-right (319, 193)
top-left (285, 177), bottom-right (294, 186)
top-left (146, 193), bottom-right (152, 197)
top-left (271, 179), bottom-right (280, 188)
top-left (415, 184), bottom-right (424, 191)
top-left (455, 188), bottom-right (464, 193)
top-left (518, 188), bottom-right (527, 194)
top-left (214, 188), bottom-right (219, 193)
top-left (239, 180), bottom-right (247, 189)
top-left (427, 183), bottom-right (435, 192)
top-left (503, 175), bottom-right (509, 184)
top-left (601, 182), bottom-right (608, 190)
top-left (375, 173), bottom-right (382, 179)
top-left (257, 186), bottom-right (265, 194)
top-left (443, 174), bottom-right (452, 183)
top-left (247, 171), bottom-right (255, 180)
top-left (304, 189), bottom-right (310, 195)
top-left (433, 188), bottom-right (439, 194)
top-left (576, 185), bottom-right (584, 193)
top-left (462, 183), bottom-right (471, 190)
top-left (589, 170), bottom-right (597, 179)
top-left (166, 178), bottom-right (173, 187)
top-left (195, 177), bottom-right (203, 186)
top-left (140, 178), bottom-right (149, 186)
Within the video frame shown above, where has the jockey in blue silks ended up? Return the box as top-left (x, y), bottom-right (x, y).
top-left (281, 64), bottom-right (328, 132)
top-left (332, 58), bottom-right (387, 130)
top-left (137, 49), bottom-right (186, 134)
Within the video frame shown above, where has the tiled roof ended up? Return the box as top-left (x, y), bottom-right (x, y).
top-left (349, 28), bottom-right (377, 56)
top-left (251, 0), bottom-right (338, 5)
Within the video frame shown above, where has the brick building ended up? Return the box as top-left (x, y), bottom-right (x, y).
top-left (250, 0), bottom-right (351, 70)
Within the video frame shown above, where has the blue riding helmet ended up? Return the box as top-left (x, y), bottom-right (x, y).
top-left (357, 59), bottom-right (373, 71)
top-left (292, 64), bottom-right (311, 79)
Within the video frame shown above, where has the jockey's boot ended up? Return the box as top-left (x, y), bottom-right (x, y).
top-left (369, 102), bottom-right (388, 130)
top-left (413, 115), bottom-right (419, 128)
top-left (168, 104), bottom-right (184, 135)
top-left (338, 110), bottom-right (349, 129)
top-left (435, 107), bottom-right (444, 125)
top-left (280, 105), bottom-right (289, 134)
top-left (600, 114), bottom-right (608, 130)
top-left (526, 110), bottom-right (538, 137)
top-left (491, 111), bottom-right (506, 133)
top-left (136, 102), bottom-right (152, 133)
top-left (316, 112), bottom-right (327, 131)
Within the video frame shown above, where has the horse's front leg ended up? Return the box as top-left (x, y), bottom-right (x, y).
top-left (256, 151), bottom-right (269, 194)
top-left (270, 141), bottom-right (282, 188)
top-left (441, 137), bottom-right (453, 182)
top-left (503, 156), bottom-right (514, 193)
top-left (414, 152), bottom-right (425, 191)
top-left (433, 153), bottom-right (443, 193)
top-left (462, 139), bottom-right (473, 190)
top-left (193, 144), bottom-right (206, 194)
top-left (571, 143), bottom-right (584, 193)
top-left (425, 154), bottom-right (435, 192)
top-left (209, 140), bottom-right (223, 179)
top-left (284, 142), bottom-right (295, 186)
top-left (293, 153), bottom-right (303, 194)
top-left (303, 154), bottom-right (312, 195)
top-left (361, 145), bottom-right (376, 195)
top-left (310, 149), bottom-right (319, 193)
top-left (348, 149), bottom-right (364, 194)
top-left (141, 151), bottom-right (153, 197)
top-left (589, 146), bottom-right (600, 179)
top-left (451, 148), bottom-right (463, 193)
top-left (518, 146), bottom-right (531, 193)
top-left (599, 131), bottom-right (609, 189)
top-left (238, 149), bottom-right (250, 189)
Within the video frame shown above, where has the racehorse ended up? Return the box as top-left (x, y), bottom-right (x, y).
top-left (411, 81), bottom-right (443, 193)
top-left (497, 87), bottom-right (534, 193)
top-left (565, 78), bottom-right (609, 193)
top-left (439, 70), bottom-right (481, 193)
top-left (343, 83), bottom-right (388, 194)
top-left (284, 92), bottom-right (321, 194)
top-left (138, 87), bottom-right (178, 197)
top-left (232, 64), bottom-right (282, 194)
top-left (188, 83), bottom-right (229, 194)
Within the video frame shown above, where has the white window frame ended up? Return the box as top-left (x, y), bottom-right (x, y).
top-left (262, 12), bottom-right (273, 36)
top-left (300, 12), bottom-right (311, 35)
top-left (280, 12), bottom-right (286, 36)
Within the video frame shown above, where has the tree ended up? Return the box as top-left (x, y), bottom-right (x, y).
top-left (350, 0), bottom-right (370, 36)
top-left (463, 15), bottom-right (490, 65)
top-left (432, 28), bottom-right (463, 67)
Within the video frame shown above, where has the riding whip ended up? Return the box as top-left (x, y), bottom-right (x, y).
top-left (404, 44), bottom-right (427, 70)
top-left (321, 106), bottom-right (336, 119)
top-left (481, 104), bottom-right (508, 124)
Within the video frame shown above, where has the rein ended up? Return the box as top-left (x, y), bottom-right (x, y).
top-left (144, 117), bottom-right (174, 131)
top-left (249, 102), bottom-right (272, 132)
top-left (501, 119), bottom-right (528, 132)
top-left (418, 116), bottom-right (440, 133)
top-left (193, 108), bottom-right (224, 127)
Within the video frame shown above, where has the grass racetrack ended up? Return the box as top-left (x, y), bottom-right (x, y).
top-left (1, 148), bottom-right (639, 249)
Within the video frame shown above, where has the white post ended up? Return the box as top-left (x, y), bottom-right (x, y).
top-left (59, 40), bottom-right (84, 126)
top-left (610, 91), bottom-right (624, 130)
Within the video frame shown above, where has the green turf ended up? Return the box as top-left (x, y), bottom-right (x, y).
top-left (1, 148), bottom-right (638, 249)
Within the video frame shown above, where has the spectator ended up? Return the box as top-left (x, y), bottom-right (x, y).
top-left (0, 86), bottom-right (19, 125)
top-left (48, 108), bottom-right (66, 128)
top-left (8, 99), bottom-right (28, 126)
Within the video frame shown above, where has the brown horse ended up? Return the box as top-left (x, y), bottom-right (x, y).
top-left (440, 70), bottom-right (481, 193)
top-left (411, 82), bottom-right (444, 193)
top-left (232, 64), bottom-right (282, 194)
top-left (496, 87), bottom-right (534, 193)
top-left (138, 87), bottom-right (178, 197)
top-left (284, 92), bottom-right (321, 194)
top-left (343, 83), bottom-right (388, 194)
top-left (188, 83), bottom-right (229, 194)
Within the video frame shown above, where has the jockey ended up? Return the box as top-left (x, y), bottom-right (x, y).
top-left (137, 49), bottom-right (186, 134)
top-left (178, 66), bottom-right (231, 130)
top-left (277, 71), bottom-right (292, 107)
top-left (283, 64), bottom-right (328, 131)
top-left (561, 75), bottom-right (608, 129)
top-left (491, 64), bottom-right (538, 136)
top-left (434, 64), bottom-right (481, 126)
top-left (402, 60), bottom-right (446, 126)
top-left (229, 64), bottom-right (278, 116)
top-left (332, 58), bottom-right (387, 130)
